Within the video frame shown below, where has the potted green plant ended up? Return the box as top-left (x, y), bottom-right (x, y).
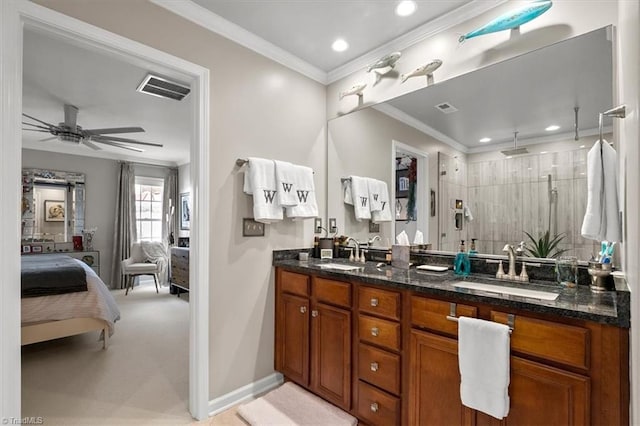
top-left (523, 230), bottom-right (568, 259)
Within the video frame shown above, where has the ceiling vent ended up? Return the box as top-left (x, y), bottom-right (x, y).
top-left (136, 74), bottom-right (190, 101)
top-left (434, 102), bottom-right (458, 114)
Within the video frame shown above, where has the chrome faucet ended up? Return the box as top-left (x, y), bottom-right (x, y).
top-left (367, 235), bottom-right (381, 247)
top-left (347, 237), bottom-right (361, 262)
top-left (502, 244), bottom-right (518, 279)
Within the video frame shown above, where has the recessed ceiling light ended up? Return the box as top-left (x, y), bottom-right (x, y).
top-left (545, 125), bottom-right (560, 131)
top-left (479, 137), bottom-right (491, 143)
top-left (331, 38), bottom-right (349, 52)
top-left (579, 145), bottom-right (585, 148)
top-left (540, 151), bottom-right (548, 154)
top-left (396, 1), bottom-right (417, 16)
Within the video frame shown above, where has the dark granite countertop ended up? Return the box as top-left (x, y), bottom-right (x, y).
top-left (273, 254), bottom-right (630, 328)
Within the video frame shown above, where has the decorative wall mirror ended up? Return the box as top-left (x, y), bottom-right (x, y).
top-left (21, 168), bottom-right (86, 243)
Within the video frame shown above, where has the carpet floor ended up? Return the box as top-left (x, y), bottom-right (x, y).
top-left (21, 281), bottom-right (192, 425)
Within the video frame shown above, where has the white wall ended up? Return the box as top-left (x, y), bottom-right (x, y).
top-left (33, 0), bottom-right (327, 400)
top-left (22, 148), bottom-right (119, 286)
top-left (178, 163), bottom-right (191, 239)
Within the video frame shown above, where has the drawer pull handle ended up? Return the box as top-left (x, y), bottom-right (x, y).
top-left (370, 297), bottom-right (379, 307)
top-left (312, 310), bottom-right (318, 318)
top-left (370, 402), bottom-right (379, 413)
top-left (371, 327), bottom-right (379, 337)
top-left (300, 306), bottom-right (307, 314)
top-left (370, 362), bottom-right (379, 372)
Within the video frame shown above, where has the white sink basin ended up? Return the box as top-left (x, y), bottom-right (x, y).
top-left (318, 263), bottom-right (362, 271)
top-left (452, 281), bottom-right (559, 301)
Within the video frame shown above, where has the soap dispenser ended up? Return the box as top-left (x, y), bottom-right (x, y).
top-left (454, 240), bottom-right (470, 276)
top-left (469, 238), bottom-right (478, 255)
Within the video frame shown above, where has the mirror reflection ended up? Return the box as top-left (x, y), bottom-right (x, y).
top-left (327, 26), bottom-right (613, 260)
top-left (21, 168), bottom-right (86, 243)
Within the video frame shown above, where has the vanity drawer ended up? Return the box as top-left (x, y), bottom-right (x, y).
top-left (358, 343), bottom-right (400, 395)
top-left (313, 277), bottom-right (351, 308)
top-left (280, 270), bottom-right (309, 297)
top-left (359, 315), bottom-right (401, 351)
top-left (492, 311), bottom-right (590, 370)
top-left (359, 286), bottom-right (400, 320)
top-left (356, 381), bottom-right (400, 426)
top-left (411, 296), bottom-right (477, 337)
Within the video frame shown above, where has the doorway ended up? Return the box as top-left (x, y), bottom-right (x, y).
top-left (1, 2), bottom-right (210, 420)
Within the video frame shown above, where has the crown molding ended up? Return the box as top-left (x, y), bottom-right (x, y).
top-left (150, 0), bottom-right (328, 84)
top-left (373, 103), bottom-right (469, 154)
top-left (326, 0), bottom-right (507, 84)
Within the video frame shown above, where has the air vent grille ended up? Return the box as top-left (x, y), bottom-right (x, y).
top-left (435, 102), bottom-right (458, 114)
top-left (137, 74), bottom-right (190, 101)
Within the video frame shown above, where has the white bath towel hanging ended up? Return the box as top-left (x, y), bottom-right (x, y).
top-left (368, 179), bottom-right (384, 212)
top-left (371, 180), bottom-right (392, 223)
top-left (348, 176), bottom-right (371, 221)
top-left (243, 157), bottom-right (283, 223)
top-left (274, 160), bottom-right (299, 207)
top-left (343, 179), bottom-right (354, 205)
top-left (464, 205), bottom-right (474, 222)
top-left (286, 165), bottom-right (319, 220)
top-left (458, 317), bottom-right (510, 420)
top-left (581, 140), bottom-right (621, 242)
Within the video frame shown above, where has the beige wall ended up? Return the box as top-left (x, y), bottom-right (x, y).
top-left (22, 148), bottom-right (119, 286)
top-left (33, 0), bottom-right (327, 399)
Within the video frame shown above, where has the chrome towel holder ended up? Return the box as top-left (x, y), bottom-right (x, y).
top-left (446, 302), bottom-right (515, 334)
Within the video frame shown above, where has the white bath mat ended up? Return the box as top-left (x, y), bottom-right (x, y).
top-left (238, 382), bottom-right (357, 426)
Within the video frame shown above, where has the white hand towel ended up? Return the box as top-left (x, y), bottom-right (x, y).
top-left (581, 140), bottom-right (622, 242)
top-left (343, 179), bottom-right (354, 205)
top-left (368, 179), bottom-right (383, 212)
top-left (464, 206), bottom-right (474, 222)
top-left (458, 317), bottom-right (510, 420)
top-left (286, 165), bottom-right (319, 219)
top-left (396, 230), bottom-right (410, 245)
top-left (244, 157), bottom-right (283, 223)
top-left (371, 180), bottom-right (392, 223)
top-left (274, 160), bottom-right (299, 207)
top-left (414, 230), bottom-right (424, 245)
top-left (349, 176), bottom-right (371, 221)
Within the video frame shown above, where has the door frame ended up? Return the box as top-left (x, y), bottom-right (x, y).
top-left (0, 0), bottom-right (210, 420)
top-left (391, 140), bottom-right (429, 243)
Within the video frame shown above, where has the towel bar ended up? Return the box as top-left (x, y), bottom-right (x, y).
top-left (341, 177), bottom-right (352, 183)
top-left (237, 158), bottom-right (314, 173)
top-left (446, 302), bottom-right (514, 333)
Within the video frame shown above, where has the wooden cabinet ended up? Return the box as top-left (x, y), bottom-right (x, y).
top-left (275, 270), bottom-right (351, 410)
top-left (170, 247), bottom-right (189, 291)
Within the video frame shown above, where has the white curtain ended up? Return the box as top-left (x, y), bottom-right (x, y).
top-left (163, 168), bottom-right (178, 247)
top-left (110, 162), bottom-right (137, 289)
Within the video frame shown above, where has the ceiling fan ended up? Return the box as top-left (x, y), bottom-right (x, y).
top-left (22, 104), bottom-right (163, 153)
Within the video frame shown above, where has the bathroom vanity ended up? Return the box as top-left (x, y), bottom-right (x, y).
top-left (273, 254), bottom-right (629, 425)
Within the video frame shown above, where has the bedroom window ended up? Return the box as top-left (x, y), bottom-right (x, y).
top-left (134, 177), bottom-right (164, 242)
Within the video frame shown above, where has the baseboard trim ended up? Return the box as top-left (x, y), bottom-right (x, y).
top-left (208, 372), bottom-right (284, 416)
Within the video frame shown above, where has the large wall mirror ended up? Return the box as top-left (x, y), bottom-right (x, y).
top-left (327, 26), bottom-right (613, 261)
top-left (21, 168), bottom-right (86, 243)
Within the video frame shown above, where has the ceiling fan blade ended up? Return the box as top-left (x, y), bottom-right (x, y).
top-left (91, 135), bottom-right (163, 147)
top-left (23, 122), bottom-right (53, 131)
top-left (82, 140), bottom-right (102, 151)
top-left (23, 128), bottom-right (52, 133)
top-left (84, 126), bottom-right (145, 135)
top-left (91, 139), bottom-right (145, 153)
top-left (64, 104), bottom-right (78, 130)
top-left (39, 136), bottom-right (58, 142)
top-left (22, 113), bottom-right (57, 129)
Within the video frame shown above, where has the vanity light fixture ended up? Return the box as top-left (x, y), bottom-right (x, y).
top-left (396, 1), bottom-right (417, 16)
top-left (545, 125), bottom-right (560, 131)
top-left (479, 137), bottom-right (491, 143)
top-left (332, 38), bottom-right (349, 52)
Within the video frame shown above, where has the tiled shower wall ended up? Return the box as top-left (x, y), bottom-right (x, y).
top-left (465, 148), bottom-right (599, 259)
top-left (438, 152), bottom-right (468, 252)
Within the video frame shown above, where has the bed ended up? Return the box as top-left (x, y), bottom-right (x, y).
top-left (21, 255), bottom-right (121, 349)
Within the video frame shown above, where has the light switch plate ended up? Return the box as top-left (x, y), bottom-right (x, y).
top-left (243, 218), bottom-right (265, 237)
top-left (314, 218), bottom-right (323, 234)
top-left (369, 222), bottom-right (380, 233)
top-left (329, 218), bottom-right (337, 233)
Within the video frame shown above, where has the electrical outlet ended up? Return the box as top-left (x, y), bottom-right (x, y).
top-left (329, 218), bottom-right (337, 233)
top-left (314, 218), bottom-right (323, 234)
top-left (242, 218), bottom-right (265, 237)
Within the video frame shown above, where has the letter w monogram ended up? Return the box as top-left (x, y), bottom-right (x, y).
top-left (360, 197), bottom-right (368, 207)
top-left (296, 190), bottom-right (309, 203)
top-left (263, 190), bottom-right (277, 204)
top-left (282, 183), bottom-right (293, 193)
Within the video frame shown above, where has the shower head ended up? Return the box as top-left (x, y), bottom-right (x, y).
top-left (501, 131), bottom-right (528, 156)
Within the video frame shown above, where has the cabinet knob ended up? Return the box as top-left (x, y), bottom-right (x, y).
top-left (370, 402), bottom-right (379, 413)
top-left (371, 327), bottom-right (379, 337)
top-left (370, 362), bottom-right (379, 372)
top-left (370, 297), bottom-right (379, 307)
top-left (300, 306), bottom-right (307, 314)
top-left (312, 310), bottom-right (318, 318)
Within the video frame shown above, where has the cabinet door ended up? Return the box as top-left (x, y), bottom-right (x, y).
top-left (311, 302), bottom-right (351, 410)
top-left (276, 293), bottom-right (310, 386)
top-left (503, 357), bottom-right (590, 426)
top-left (409, 329), bottom-right (473, 426)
